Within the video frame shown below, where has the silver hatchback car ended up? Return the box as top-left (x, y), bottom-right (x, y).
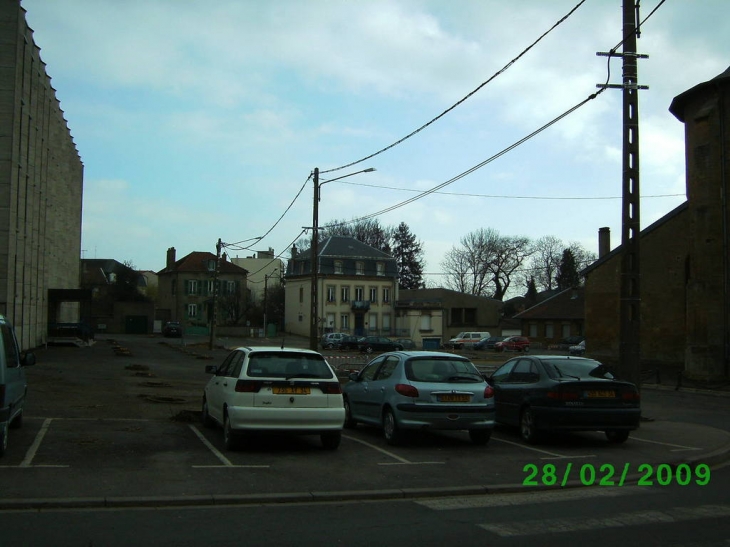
top-left (342, 351), bottom-right (495, 445)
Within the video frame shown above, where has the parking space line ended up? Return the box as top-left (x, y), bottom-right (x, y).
top-left (188, 425), bottom-right (270, 469)
top-left (630, 436), bottom-right (702, 451)
top-left (342, 434), bottom-right (444, 465)
top-left (19, 418), bottom-right (69, 468)
top-left (492, 436), bottom-right (597, 460)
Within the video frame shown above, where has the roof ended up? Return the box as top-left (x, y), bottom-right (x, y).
top-left (669, 65), bottom-right (730, 122)
top-left (157, 251), bottom-right (248, 276)
top-left (513, 287), bottom-right (585, 321)
top-left (319, 236), bottom-right (393, 259)
top-left (398, 287), bottom-right (502, 304)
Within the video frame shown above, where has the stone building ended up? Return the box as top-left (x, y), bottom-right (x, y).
top-left (584, 66), bottom-right (730, 381)
top-left (0, 1), bottom-right (83, 349)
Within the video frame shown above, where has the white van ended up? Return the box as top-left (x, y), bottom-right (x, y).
top-left (447, 332), bottom-right (491, 349)
top-left (0, 315), bottom-right (35, 457)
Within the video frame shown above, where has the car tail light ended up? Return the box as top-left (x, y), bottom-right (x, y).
top-left (395, 383), bottom-right (419, 398)
top-left (547, 388), bottom-right (580, 401)
top-left (235, 380), bottom-right (262, 393)
top-left (484, 385), bottom-right (495, 399)
top-left (320, 382), bottom-right (342, 395)
top-left (622, 390), bottom-right (640, 402)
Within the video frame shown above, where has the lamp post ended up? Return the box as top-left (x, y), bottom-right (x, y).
top-left (309, 167), bottom-right (376, 350)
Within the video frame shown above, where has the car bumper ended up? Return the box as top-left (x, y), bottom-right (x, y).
top-left (531, 406), bottom-right (641, 431)
top-left (227, 406), bottom-right (345, 433)
top-left (394, 404), bottom-right (495, 430)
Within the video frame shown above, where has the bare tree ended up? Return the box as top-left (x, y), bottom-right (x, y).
top-left (528, 235), bottom-right (564, 291)
top-left (488, 235), bottom-right (532, 301)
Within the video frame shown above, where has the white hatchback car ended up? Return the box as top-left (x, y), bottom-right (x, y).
top-left (202, 347), bottom-right (345, 450)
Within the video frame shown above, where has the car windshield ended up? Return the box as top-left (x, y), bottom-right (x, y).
top-left (247, 352), bottom-right (334, 379)
top-left (405, 357), bottom-right (483, 383)
top-left (545, 358), bottom-right (615, 380)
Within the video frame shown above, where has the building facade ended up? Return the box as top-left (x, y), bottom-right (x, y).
top-left (0, 1), bottom-right (83, 349)
top-left (156, 247), bottom-right (249, 334)
top-left (231, 248), bottom-right (283, 305)
top-left (284, 236), bottom-right (398, 338)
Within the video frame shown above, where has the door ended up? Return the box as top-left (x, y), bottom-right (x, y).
top-left (347, 356), bottom-right (384, 423)
top-left (206, 351), bottom-right (240, 423)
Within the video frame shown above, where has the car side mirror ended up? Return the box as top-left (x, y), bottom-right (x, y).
top-left (22, 352), bottom-right (36, 367)
top-left (205, 365), bottom-right (218, 375)
top-left (348, 372), bottom-right (360, 382)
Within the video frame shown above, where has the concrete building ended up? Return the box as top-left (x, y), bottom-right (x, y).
top-left (0, 1), bottom-right (83, 349)
top-left (285, 236), bottom-right (398, 338)
top-left (231, 248), bottom-right (283, 305)
top-left (584, 66), bottom-right (730, 381)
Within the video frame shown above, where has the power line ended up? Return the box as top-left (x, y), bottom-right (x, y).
top-left (320, 0), bottom-right (588, 175)
top-left (335, 180), bottom-right (683, 201)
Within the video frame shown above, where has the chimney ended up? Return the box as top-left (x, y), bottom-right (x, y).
top-left (291, 243), bottom-right (298, 258)
top-left (598, 227), bottom-right (610, 258)
top-left (166, 247), bottom-right (176, 269)
top-left (222, 252), bottom-right (228, 262)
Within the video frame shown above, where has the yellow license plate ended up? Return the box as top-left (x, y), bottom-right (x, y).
top-left (585, 390), bottom-right (615, 398)
top-left (273, 386), bottom-right (311, 395)
top-left (439, 394), bottom-right (470, 403)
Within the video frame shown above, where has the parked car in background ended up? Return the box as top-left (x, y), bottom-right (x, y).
top-left (162, 321), bottom-right (182, 338)
top-left (474, 335), bottom-right (506, 351)
top-left (488, 355), bottom-right (640, 444)
top-left (336, 335), bottom-right (363, 351)
top-left (342, 351), bottom-right (495, 445)
top-left (569, 340), bottom-right (586, 356)
top-left (202, 347), bottom-right (345, 450)
top-left (447, 331), bottom-right (491, 349)
top-left (396, 338), bottom-right (417, 350)
top-left (320, 332), bottom-right (346, 349)
top-left (494, 335), bottom-right (530, 352)
top-left (358, 336), bottom-right (404, 354)
top-left (0, 315), bottom-right (36, 457)
top-left (555, 335), bottom-right (585, 350)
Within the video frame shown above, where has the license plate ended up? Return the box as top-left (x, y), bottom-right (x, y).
top-left (439, 394), bottom-right (470, 403)
top-left (585, 390), bottom-right (615, 398)
top-left (273, 386), bottom-right (311, 395)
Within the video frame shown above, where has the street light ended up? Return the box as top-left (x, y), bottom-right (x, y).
top-left (309, 167), bottom-right (376, 350)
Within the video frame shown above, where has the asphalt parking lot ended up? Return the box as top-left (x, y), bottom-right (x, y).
top-left (1, 334), bottom-right (729, 509)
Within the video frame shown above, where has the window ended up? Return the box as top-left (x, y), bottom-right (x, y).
top-left (334, 261), bottom-right (343, 275)
top-left (382, 313), bottom-right (391, 332)
top-left (341, 286), bottom-right (350, 302)
top-left (187, 280), bottom-right (199, 295)
top-left (376, 262), bottom-right (385, 276)
top-left (420, 313), bottom-right (432, 331)
top-left (206, 280), bottom-right (215, 295)
top-left (299, 287), bottom-right (304, 303)
top-left (226, 281), bottom-right (237, 295)
top-left (187, 304), bottom-right (198, 318)
top-left (355, 286), bottom-right (364, 301)
top-left (545, 323), bottom-right (554, 339)
top-left (369, 313), bottom-right (378, 331)
top-left (1, 325), bottom-right (19, 368)
top-left (464, 308), bottom-right (476, 324)
top-left (340, 314), bottom-right (350, 330)
top-left (356, 261), bottom-right (364, 275)
top-left (369, 287), bottom-right (378, 303)
top-left (529, 323), bottom-right (538, 337)
top-left (326, 313), bottom-right (335, 330)
top-left (382, 287), bottom-right (390, 303)
top-left (326, 285), bottom-right (336, 302)
top-left (562, 324), bottom-right (571, 338)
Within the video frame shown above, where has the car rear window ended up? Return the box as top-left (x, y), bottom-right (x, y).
top-left (545, 358), bottom-right (614, 380)
top-left (405, 357), bottom-right (482, 383)
top-left (246, 352), bottom-right (334, 379)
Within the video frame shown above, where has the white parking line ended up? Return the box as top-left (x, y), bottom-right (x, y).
top-left (188, 425), bottom-right (269, 469)
top-left (629, 436), bottom-right (702, 451)
top-left (342, 434), bottom-right (444, 465)
top-left (491, 436), bottom-right (597, 460)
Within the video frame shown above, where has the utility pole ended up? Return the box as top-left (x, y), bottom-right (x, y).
top-left (598, 2), bottom-right (647, 386)
top-left (209, 238), bottom-right (222, 350)
top-left (310, 168), bottom-right (320, 351)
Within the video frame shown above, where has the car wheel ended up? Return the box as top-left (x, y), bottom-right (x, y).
top-left (223, 413), bottom-right (239, 451)
top-left (605, 430), bottom-right (630, 444)
top-left (0, 422), bottom-right (7, 457)
top-left (469, 429), bottom-right (491, 445)
top-left (523, 346), bottom-right (530, 353)
top-left (201, 398), bottom-right (215, 429)
top-left (520, 407), bottom-right (541, 444)
top-left (326, 343), bottom-right (334, 350)
top-left (365, 346), bottom-right (374, 354)
top-left (321, 432), bottom-right (341, 450)
top-left (343, 397), bottom-right (357, 429)
top-left (395, 345), bottom-right (403, 351)
top-left (382, 408), bottom-right (401, 446)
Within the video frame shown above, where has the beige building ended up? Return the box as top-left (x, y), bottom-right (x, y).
top-left (231, 248), bottom-right (283, 305)
top-left (285, 236), bottom-right (398, 338)
top-left (0, 1), bottom-right (83, 349)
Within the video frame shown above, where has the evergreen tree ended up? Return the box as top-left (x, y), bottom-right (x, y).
top-left (525, 276), bottom-right (538, 307)
top-left (392, 222), bottom-right (425, 289)
top-left (556, 249), bottom-right (581, 290)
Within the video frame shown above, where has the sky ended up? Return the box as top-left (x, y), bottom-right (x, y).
top-left (21, 0), bottom-right (729, 290)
